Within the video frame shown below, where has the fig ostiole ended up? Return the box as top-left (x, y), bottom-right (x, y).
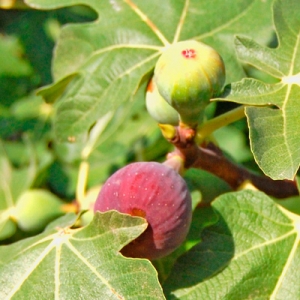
top-left (146, 79), bottom-right (179, 126)
top-left (154, 40), bottom-right (225, 126)
top-left (94, 162), bottom-right (192, 260)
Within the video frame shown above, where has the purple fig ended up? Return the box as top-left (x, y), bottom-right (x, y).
top-left (94, 162), bottom-right (192, 260)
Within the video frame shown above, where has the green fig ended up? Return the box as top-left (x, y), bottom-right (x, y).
top-left (15, 189), bottom-right (64, 232)
top-left (0, 217), bottom-right (17, 240)
top-left (154, 40), bottom-right (225, 126)
top-left (145, 79), bottom-right (179, 126)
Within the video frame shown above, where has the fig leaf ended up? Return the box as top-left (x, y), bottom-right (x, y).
top-left (0, 212), bottom-right (164, 299)
top-left (215, 0), bottom-right (300, 180)
top-left (24, 0), bottom-right (273, 141)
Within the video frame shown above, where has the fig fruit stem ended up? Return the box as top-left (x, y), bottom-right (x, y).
top-left (76, 113), bottom-right (113, 208)
top-left (76, 161), bottom-right (89, 206)
top-left (163, 153), bottom-right (185, 175)
top-left (196, 105), bottom-right (246, 143)
top-left (167, 126), bottom-right (298, 199)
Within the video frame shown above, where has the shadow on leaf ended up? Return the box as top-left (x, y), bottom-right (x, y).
top-left (163, 211), bottom-right (234, 299)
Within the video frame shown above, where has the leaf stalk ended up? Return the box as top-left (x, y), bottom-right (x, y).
top-left (196, 105), bottom-right (246, 143)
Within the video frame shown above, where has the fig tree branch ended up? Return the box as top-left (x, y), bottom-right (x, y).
top-left (167, 126), bottom-right (299, 199)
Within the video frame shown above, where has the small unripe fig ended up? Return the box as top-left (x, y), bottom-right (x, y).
top-left (154, 40), bottom-right (225, 125)
top-left (0, 217), bottom-right (17, 241)
top-left (146, 79), bottom-right (179, 125)
top-left (15, 189), bottom-right (64, 232)
top-left (94, 162), bottom-right (192, 260)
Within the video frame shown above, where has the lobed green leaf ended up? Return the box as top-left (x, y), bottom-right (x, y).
top-left (216, 0), bottom-right (300, 180)
top-left (0, 211), bottom-right (165, 299)
top-left (163, 190), bottom-right (300, 300)
top-left (0, 142), bottom-right (37, 240)
top-left (24, 0), bottom-right (274, 142)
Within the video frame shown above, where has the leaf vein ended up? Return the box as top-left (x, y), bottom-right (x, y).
top-left (66, 240), bottom-right (124, 299)
top-left (196, 1), bottom-right (255, 40)
top-left (54, 243), bottom-right (62, 300)
top-left (233, 229), bottom-right (296, 260)
top-left (269, 233), bottom-right (300, 299)
top-left (288, 30), bottom-right (300, 76)
top-left (92, 44), bottom-right (163, 57)
top-left (5, 242), bottom-right (54, 299)
top-left (59, 51), bottom-right (160, 135)
top-left (173, 0), bottom-right (190, 43)
top-left (123, 0), bottom-right (169, 46)
top-left (281, 83), bottom-right (293, 171)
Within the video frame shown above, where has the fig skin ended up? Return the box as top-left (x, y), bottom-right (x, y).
top-left (94, 162), bottom-right (192, 260)
top-left (15, 189), bottom-right (64, 232)
top-left (0, 218), bottom-right (16, 241)
top-left (146, 79), bottom-right (179, 126)
top-left (154, 40), bottom-right (225, 125)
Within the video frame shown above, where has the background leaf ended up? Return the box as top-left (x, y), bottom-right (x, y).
top-left (216, 0), bottom-right (300, 180)
top-left (0, 142), bottom-right (37, 240)
top-left (24, 0), bottom-right (274, 142)
top-left (0, 35), bottom-right (32, 76)
top-left (1, 1), bottom-right (300, 299)
top-left (163, 190), bottom-right (300, 300)
top-left (0, 211), bottom-right (165, 299)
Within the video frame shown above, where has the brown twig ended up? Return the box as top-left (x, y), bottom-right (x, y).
top-left (167, 126), bottom-right (299, 199)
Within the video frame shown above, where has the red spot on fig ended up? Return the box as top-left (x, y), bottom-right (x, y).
top-left (181, 49), bottom-right (196, 58)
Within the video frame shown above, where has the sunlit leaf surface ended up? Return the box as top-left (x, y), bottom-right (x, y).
top-left (217, 0), bottom-right (300, 180)
top-left (0, 212), bottom-right (165, 299)
top-left (24, 0), bottom-right (274, 141)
